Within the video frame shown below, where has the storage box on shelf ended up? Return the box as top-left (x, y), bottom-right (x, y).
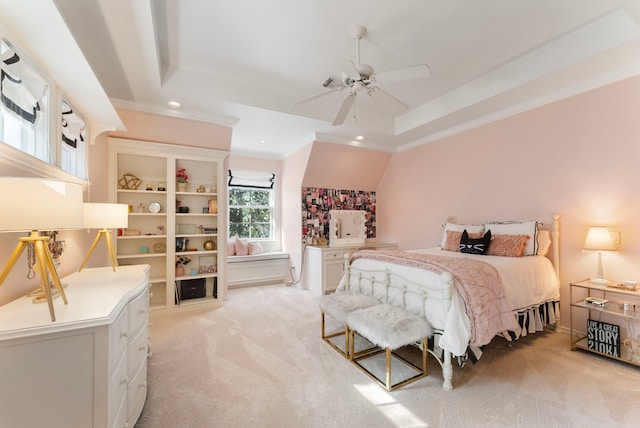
top-left (570, 279), bottom-right (640, 366)
top-left (109, 138), bottom-right (227, 310)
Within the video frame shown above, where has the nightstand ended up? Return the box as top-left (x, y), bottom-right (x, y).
top-left (570, 279), bottom-right (640, 366)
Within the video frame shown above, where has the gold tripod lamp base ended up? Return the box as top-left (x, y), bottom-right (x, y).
top-left (0, 231), bottom-right (68, 322)
top-left (78, 229), bottom-right (118, 272)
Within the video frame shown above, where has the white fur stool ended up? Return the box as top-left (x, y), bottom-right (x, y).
top-left (319, 292), bottom-right (380, 358)
top-left (347, 303), bottom-right (433, 391)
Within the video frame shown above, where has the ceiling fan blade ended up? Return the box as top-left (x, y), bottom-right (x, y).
top-left (374, 64), bottom-right (431, 83)
top-left (369, 86), bottom-right (408, 110)
top-left (294, 88), bottom-right (341, 106)
top-left (332, 93), bottom-right (356, 126)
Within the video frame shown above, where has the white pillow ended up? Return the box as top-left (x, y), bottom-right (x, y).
top-left (440, 223), bottom-right (485, 248)
top-left (484, 221), bottom-right (539, 256)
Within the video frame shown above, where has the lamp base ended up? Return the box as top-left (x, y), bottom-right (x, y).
top-left (589, 277), bottom-right (610, 285)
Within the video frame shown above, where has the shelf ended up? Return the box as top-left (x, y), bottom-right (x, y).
top-left (570, 301), bottom-right (640, 320)
top-left (175, 272), bottom-right (218, 281)
top-left (175, 213), bottom-right (218, 217)
top-left (175, 233), bottom-right (218, 238)
top-left (572, 336), bottom-right (640, 367)
top-left (118, 189), bottom-right (167, 194)
top-left (176, 250), bottom-right (217, 256)
top-left (176, 191), bottom-right (217, 196)
top-left (118, 235), bottom-right (167, 240)
top-left (128, 213), bottom-right (167, 216)
top-left (117, 253), bottom-right (166, 259)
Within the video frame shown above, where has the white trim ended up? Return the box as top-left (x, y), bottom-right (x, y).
top-left (0, 141), bottom-right (87, 186)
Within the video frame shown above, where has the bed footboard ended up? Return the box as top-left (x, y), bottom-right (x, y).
top-left (339, 257), bottom-right (456, 390)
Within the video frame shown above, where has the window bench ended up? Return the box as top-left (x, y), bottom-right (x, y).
top-left (227, 251), bottom-right (290, 288)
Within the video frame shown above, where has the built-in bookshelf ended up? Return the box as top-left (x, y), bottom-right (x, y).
top-left (109, 138), bottom-right (228, 309)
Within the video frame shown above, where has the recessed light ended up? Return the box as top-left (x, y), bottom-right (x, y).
top-left (259, 140), bottom-right (268, 144)
top-left (168, 101), bottom-right (181, 109)
top-left (355, 135), bottom-right (364, 140)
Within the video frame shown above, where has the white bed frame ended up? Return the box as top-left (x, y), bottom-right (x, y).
top-left (340, 214), bottom-right (560, 390)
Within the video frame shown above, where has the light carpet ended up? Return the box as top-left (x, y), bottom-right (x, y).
top-left (135, 284), bottom-right (640, 428)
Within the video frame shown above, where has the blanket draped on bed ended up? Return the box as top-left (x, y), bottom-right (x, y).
top-left (350, 249), bottom-right (518, 347)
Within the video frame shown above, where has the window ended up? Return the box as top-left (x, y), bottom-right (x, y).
top-left (0, 38), bottom-right (49, 164)
top-left (228, 188), bottom-right (274, 240)
top-left (60, 100), bottom-right (87, 179)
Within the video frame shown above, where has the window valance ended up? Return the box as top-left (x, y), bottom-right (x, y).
top-left (228, 169), bottom-right (275, 189)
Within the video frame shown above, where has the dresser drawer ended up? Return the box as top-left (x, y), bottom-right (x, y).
top-left (109, 308), bottom-right (129, 373)
top-left (127, 357), bottom-right (148, 423)
top-left (109, 351), bottom-right (128, 422)
top-left (322, 250), bottom-right (347, 261)
top-left (127, 323), bottom-right (148, 379)
top-left (128, 288), bottom-right (149, 337)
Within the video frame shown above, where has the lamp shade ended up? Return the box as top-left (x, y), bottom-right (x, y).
top-left (0, 177), bottom-right (83, 231)
top-left (583, 226), bottom-right (616, 251)
top-left (83, 203), bottom-right (128, 229)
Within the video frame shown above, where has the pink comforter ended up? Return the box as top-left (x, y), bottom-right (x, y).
top-left (350, 249), bottom-right (518, 347)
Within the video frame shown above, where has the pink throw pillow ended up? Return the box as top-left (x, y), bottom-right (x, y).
top-left (235, 238), bottom-right (249, 256)
top-left (227, 238), bottom-right (236, 256)
top-left (248, 242), bottom-right (264, 255)
top-left (487, 234), bottom-right (529, 257)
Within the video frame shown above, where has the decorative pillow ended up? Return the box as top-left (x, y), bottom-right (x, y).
top-left (459, 229), bottom-right (491, 255)
top-left (227, 237), bottom-right (237, 256)
top-left (440, 223), bottom-right (484, 248)
top-left (248, 242), bottom-right (264, 255)
top-left (487, 234), bottom-right (529, 257)
top-left (442, 230), bottom-right (484, 252)
top-left (537, 230), bottom-right (552, 256)
top-left (235, 238), bottom-right (249, 256)
top-left (484, 221), bottom-right (539, 256)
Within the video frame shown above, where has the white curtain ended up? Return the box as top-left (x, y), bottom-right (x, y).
top-left (228, 169), bottom-right (275, 189)
top-left (0, 47), bottom-right (47, 125)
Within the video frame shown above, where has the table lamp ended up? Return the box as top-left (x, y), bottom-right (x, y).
top-left (0, 178), bottom-right (84, 321)
top-left (78, 203), bottom-right (128, 272)
top-left (583, 226), bottom-right (616, 285)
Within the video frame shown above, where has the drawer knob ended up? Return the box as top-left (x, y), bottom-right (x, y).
top-left (120, 376), bottom-right (130, 385)
top-left (120, 331), bottom-right (129, 338)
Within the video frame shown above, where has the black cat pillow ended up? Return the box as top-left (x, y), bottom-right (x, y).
top-left (459, 229), bottom-right (491, 255)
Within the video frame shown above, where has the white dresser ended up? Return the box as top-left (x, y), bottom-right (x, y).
top-left (0, 265), bottom-right (150, 428)
top-left (305, 242), bottom-right (396, 296)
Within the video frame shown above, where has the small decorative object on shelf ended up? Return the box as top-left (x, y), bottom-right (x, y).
top-left (175, 255), bottom-right (192, 277)
top-left (145, 184), bottom-right (153, 191)
top-left (203, 239), bottom-right (216, 250)
top-left (208, 199), bottom-right (218, 214)
top-left (196, 185), bottom-right (206, 193)
top-left (157, 183), bottom-right (166, 191)
top-left (118, 173), bottom-right (142, 190)
top-left (176, 168), bottom-right (189, 192)
top-left (153, 242), bottom-right (166, 253)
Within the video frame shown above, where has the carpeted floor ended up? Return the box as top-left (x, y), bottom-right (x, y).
top-left (135, 284), bottom-right (640, 428)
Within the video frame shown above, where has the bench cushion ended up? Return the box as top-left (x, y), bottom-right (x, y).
top-left (347, 304), bottom-right (433, 350)
top-left (319, 292), bottom-right (380, 323)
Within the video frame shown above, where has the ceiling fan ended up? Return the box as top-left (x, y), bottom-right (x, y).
top-left (296, 25), bottom-right (431, 126)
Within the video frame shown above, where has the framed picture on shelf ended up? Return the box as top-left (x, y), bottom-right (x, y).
top-left (199, 256), bottom-right (216, 274)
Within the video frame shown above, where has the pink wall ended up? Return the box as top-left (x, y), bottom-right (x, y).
top-left (110, 108), bottom-right (233, 151)
top-left (282, 144), bottom-right (313, 285)
top-left (302, 141), bottom-right (392, 189)
top-left (377, 75), bottom-right (640, 327)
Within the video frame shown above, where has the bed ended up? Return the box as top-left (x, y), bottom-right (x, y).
top-left (335, 215), bottom-right (561, 390)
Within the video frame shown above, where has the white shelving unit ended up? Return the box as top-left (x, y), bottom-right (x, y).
top-left (109, 138), bottom-right (228, 309)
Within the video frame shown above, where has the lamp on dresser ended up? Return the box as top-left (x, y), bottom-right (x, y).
top-left (0, 177), bottom-right (84, 321)
top-left (78, 203), bottom-right (128, 272)
top-left (583, 226), bottom-right (616, 285)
